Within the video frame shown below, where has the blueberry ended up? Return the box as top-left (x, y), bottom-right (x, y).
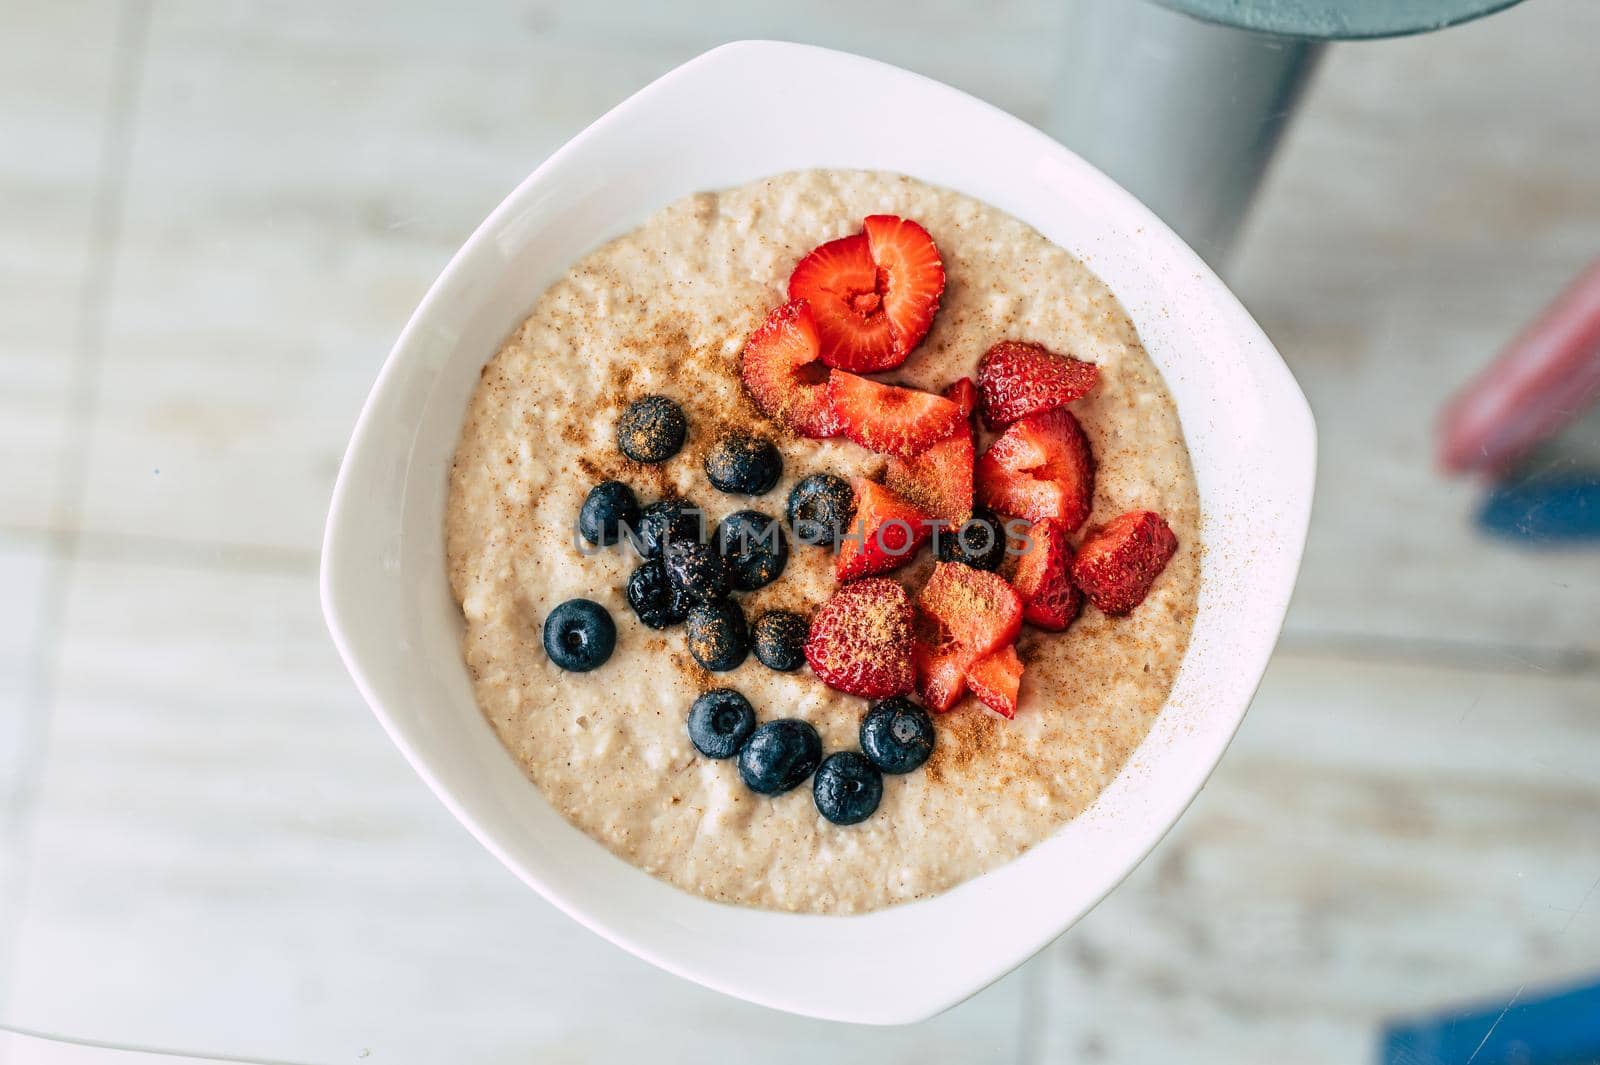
top-left (860, 696), bottom-right (936, 774)
top-left (737, 719), bottom-right (823, 796)
top-left (705, 434), bottom-right (782, 495)
top-left (787, 473), bottom-right (856, 548)
top-left (752, 610), bottom-right (808, 672)
top-left (633, 498), bottom-right (705, 559)
top-left (664, 538), bottom-right (731, 603)
top-left (716, 509), bottom-right (788, 591)
top-left (812, 751), bottom-right (883, 825)
top-left (687, 688), bottom-right (757, 759)
top-left (542, 599), bottom-right (616, 672)
top-left (617, 395), bottom-right (687, 464)
top-left (578, 480), bottom-right (640, 547)
top-left (625, 559), bottom-right (691, 629)
top-left (685, 599), bottom-right (749, 672)
top-left (936, 507), bottom-right (1007, 571)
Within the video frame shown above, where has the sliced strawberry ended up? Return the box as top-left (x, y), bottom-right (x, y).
top-left (913, 562), bottom-right (1024, 714)
top-left (739, 299), bottom-right (838, 438)
top-left (977, 341), bottom-right (1100, 428)
top-left (942, 376), bottom-right (978, 423)
top-left (966, 645), bottom-right (1023, 719)
top-left (1071, 510), bottom-right (1178, 616)
top-left (884, 426), bottom-right (973, 525)
top-left (913, 626), bottom-right (977, 713)
top-left (788, 216), bottom-right (945, 371)
top-left (975, 408), bottom-right (1095, 530)
top-left (804, 578), bottom-right (914, 698)
top-left (1008, 518), bottom-right (1082, 631)
top-left (863, 214), bottom-right (945, 355)
top-left (787, 233), bottom-right (899, 372)
top-left (834, 478), bottom-right (934, 581)
top-left (826, 371), bottom-right (965, 458)
top-left (916, 561), bottom-right (1022, 658)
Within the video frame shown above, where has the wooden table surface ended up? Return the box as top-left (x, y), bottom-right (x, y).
top-left (1, 1), bottom-right (1596, 1061)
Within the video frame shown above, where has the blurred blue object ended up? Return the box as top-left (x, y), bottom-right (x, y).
top-left (1477, 473), bottom-right (1600, 543)
top-left (1381, 976), bottom-right (1600, 1064)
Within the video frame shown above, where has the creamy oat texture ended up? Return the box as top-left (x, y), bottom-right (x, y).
top-left (446, 170), bottom-right (1200, 914)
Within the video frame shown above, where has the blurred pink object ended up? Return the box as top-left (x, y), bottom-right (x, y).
top-left (1437, 257), bottom-right (1600, 474)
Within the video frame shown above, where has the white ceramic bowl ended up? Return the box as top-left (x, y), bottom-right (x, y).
top-left (321, 40), bottom-right (1315, 1024)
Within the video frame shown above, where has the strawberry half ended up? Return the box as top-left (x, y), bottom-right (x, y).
top-left (977, 341), bottom-right (1100, 428)
top-left (786, 233), bottom-right (898, 372)
top-left (826, 371), bottom-right (964, 459)
top-left (884, 425), bottom-right (974, 525)
top-left (942, 376), bottom-right (978, 423)
top-left (835, 478), bottom-right (934, 582)
top-left (1008, 518), bottom-right (1082, 631)
top-left (975, 408), bottom-right (1095, 530)
top-left (913, 627), bottom-right (978, 713)
top-left (912, 563), bottom-right (1023, 713)
top-left (863, 214), bottom-right (945, 356)
top-left (1071, 510), bottom-right (1178, 616)
top-left (965, 645), bottom-right (1024, 719)
top-left (917, 562), bottom-right (1022, 658)
top-left (804, 578), bottom-right (915, 698)
top-left (788, 216), bottom-right (944, 372)
top-left (739, 299), bottom-right (838, 438)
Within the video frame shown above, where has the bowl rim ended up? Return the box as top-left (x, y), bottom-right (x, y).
top-left (321, 38), bottom-right (1317, 1025)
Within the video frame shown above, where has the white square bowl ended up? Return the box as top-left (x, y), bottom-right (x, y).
top-left (321, 40), bottom-right (1315, 1025)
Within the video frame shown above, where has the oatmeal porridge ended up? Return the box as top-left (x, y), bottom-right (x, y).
top-left (445, 169), bottom-right (1199, 914)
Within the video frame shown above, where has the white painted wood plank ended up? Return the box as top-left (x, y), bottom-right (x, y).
top-left (1230, 0), bottom-right (1600, 658)
top-left (1034, 652), bottom-right (1600, 1064)
top-left (4, 555), bottom-right (1028, 1061)
top-left (75, 8), bottom-right (554, 555)
top-left (0, 536), bottom-right (55, 994)
top-left (0, 539), bottom-right (51, 814)
top-left (0, 1), bottom-right (122, 532)
top-left (149, 0), bottom-right (1065, 126)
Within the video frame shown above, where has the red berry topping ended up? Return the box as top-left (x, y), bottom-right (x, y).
top-left (739, 299), bottom-right (838, 438)
top-left (913, 561), bottom-right (1024, 714)
top-left (916, 561), bottom-right (1022, 659)
top-left (787, 233), bottom-right (898, 372)
top-left (884, 425), bottom-right (974, 526)
top-left (804, 578), bottom-right (915, 698)
top-left (863, 214), bottom-right (945, 356)
top-left (965, 645), bottom-right (1023, 719)
top-left (826, 371), bottom-right (965, 458)
top-left (913, 630), bottom-right (977, 713)
top-left (975, 407), bottom-right (1095, 530)
top-left (834, 478), bottom-right (934, 582)
top-left (1008, 518), bottom-right (1081, 631)
top-left (788, 216), bottom-right (945, 372)
top-left (976, 340), bottom-right (1100, 428)
top-left (942, 376), bottom-right (978, 423)
top-left (1070, 510), bottom-right (1178, 616)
